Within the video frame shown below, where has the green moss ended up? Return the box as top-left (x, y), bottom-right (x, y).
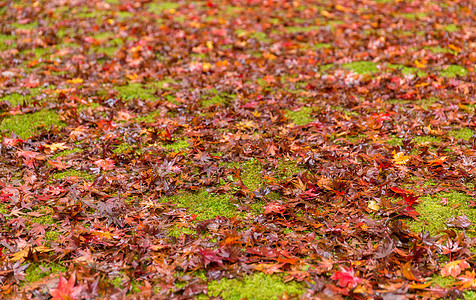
top-left (148, 2), bottom-right (179, 13)
top-left (162, 140), bottom-right (189, 151)
top-left (386, 64), bottom-right (426, 77)
top-left (238, 159), bottom-right (263, 192)
top-left (168, 226), bottom-right (195, 237)
top-left (115, 83), bottom-right (156, 100)
top-left (25, 262), bottom-right (67, 283)
top-left (386, 136), bottom-right (403, 146)
top-left (202, 94), bottom-right (235, 107)
top-left (52, 148), bottom-right (82, 158)
top-left (465, 291), bottom-right (476, 300)
top-left (113, 143), bottom-right (141, 155)
top-left (440, 65), bottom-right (467, 77)
top-left (0, 87), bottom-right (46, 107)
top-left (0, 33), bottom-right (15, 50)
top-left (431, 274), bottom-right (457, 288)
top-left (12, 21), bottom-right (38, 30)
top-left (206, 273), bottom-right (305, 300)
top-left (52, 169), bottom-right (95, 181)
top-left (449, 128), bottom-right (473, 141)
top-left (399, 12), bottom-right (426, 20)
top-left (45, 230), bottom-right (61, 241)
top-left (0, 110), bottom-right (64, 139)
top-left (286, 107), bottom-right (314, 125)
top-left (346, 134), bottom-right (367, 142)
top-left (276, 160), bottom-right (305, 179)
top-left (342, 61), bottom-right (378, 74)
top-left (413, 135), bottom-right (441, 144)
top-left (31, 214), bottom-right (55, 225)
top-left (0, 204), bottom-right (10, 218)
top-left (160, 191), bottom-right (237, 221)
top-left (284, 26), bottom-right (320, 33)
top-left (425, 46), bottom-right (457, 55)
top-left (93, 46), bottom-right (118, 56)
top-left (443, 24), bottom-right (459, 32)
top-left (312, 43), bottom-right (331, 49)
top-left (408, 191), bottom-right (476, 236)
top-left (319, 63), bottom-right (334, 73)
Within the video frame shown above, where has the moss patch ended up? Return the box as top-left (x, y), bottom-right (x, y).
top-left (286, 107), bottom-right (314, 125)
top-left (442, 24), bottom-right (459, 32)
top-left (25, 262), bottom-right (67, 283)
top-left (431, 274), bottom-right (457, 288)
top-left (168, 226), bottom-right (196, 237)
top-left (0, 110), bottom-right (64, 139)
top-left (449, 128), bottom-right (473, 141)
top-left (148, 2), bottom-right (179, 13)
top-left (413, 135), bottom-right (441, 144)
top-left (386, 136), bottom-right (403, 146)
top-left (52, 169), bottom-right (95, 181)
top-left (387, 64), bottom-right (426, 77)
top-left (284, 26), bottom-right (320, 33)
top-left (206, 272), bottom-right (305, 300)
top-left (115, 83), bottom-right (156, 100)
top-left (440, 65), bottom-right (467, 77)
top-left (342, 61), bottom-right (378, 74)
top-left (52, 148), bottom-right (82, 158)
top-left (160, 191), bottom-right (237, 221)
top-left (162, 140), bottom-right (189, 151)
top-left (399, 12), bottom-right (426, 20)
top-left (408, 191), bottom-right (476, 236)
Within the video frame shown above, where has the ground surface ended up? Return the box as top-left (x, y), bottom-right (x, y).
top-left (0, 0), bottom-right (475, 299)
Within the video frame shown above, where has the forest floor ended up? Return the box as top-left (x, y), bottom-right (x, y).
top-left (0, 0), bottom-right (475, 299)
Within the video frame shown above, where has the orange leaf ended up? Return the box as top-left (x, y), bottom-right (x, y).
top-left (402, 262), bottom-right (420, 281)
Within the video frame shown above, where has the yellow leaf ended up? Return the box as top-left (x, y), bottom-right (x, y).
top-left (252, 110), bottom-right (261, 117)
top-left (393, 151), bottom-right (410, 165)
top-left (10, 245), bottom-right (52, 262)
top-left (236, 120), bottom-right (256, 131)
top-left (202, 62), bottom-right (213, 72)
top-left (44, 142), bottom-right (69, 152)
top-left (67, 78), bottom-right (84, 84)
top-left (206, 41), bottom-right (214, 50)
top-left (414, 59), bottom-right (426, 69)
top-left (368, 200), bottom-right (380, 211)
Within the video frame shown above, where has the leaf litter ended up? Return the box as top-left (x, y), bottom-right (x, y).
top-left (0, 0), bottom-right (475, 299)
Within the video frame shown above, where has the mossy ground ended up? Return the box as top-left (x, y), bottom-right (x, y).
top-left (342, 61), bottom-right (378, 74)
top-left (0, 110), bottom-right (64, 139)
top-left (52, 168), bottom-right (96, 181)
top-left (24, 262), bottom-right (68, 283)
top-left (2, 1), bottom-right (475, 298)
top-left (204, 272), bottom-right (305, 300)
top-left (286, 107), bottom-right (314, 125)
top-left (408, 191), bottom-right (476, 236)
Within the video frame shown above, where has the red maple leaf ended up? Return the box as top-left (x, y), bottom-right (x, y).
top-left (330, 267), bottom-right (362, 288)
top-left (198, 248), bottom-right (223, 267)
top-left (93, 158), bottom-right (115, 171)
top-left (263, 203), bottom-right (286, 215)
top-left (17, 150), bottom-right (46, 168)
top-left (403, 193), bottom-right (419, 207)
top-left (50, 275), bottom-right (83, 300)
